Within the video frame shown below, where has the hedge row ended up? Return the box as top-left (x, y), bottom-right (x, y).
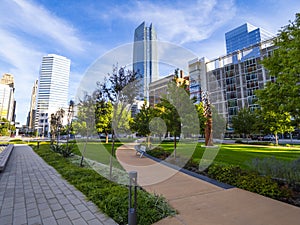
top-left (34, 144), bottom-right (175, 225)
top-left (208, 164), bottom-right (291, 199)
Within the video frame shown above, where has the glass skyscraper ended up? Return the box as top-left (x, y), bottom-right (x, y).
top-left (35, 54), bottom-right (70, 135)
top-left (133, 22), bottom-right (158, 101)
top-left (225, 23), bottom-right (274, 62)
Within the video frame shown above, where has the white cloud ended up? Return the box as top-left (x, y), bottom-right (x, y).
top-left (0, 0), bottom-right (92, 124)
top-left (1, 0), bottom-right (85, 53)
top-left (0, 28), bottom-right (43, 124)
top-left (109, 0), bottom-right (236, 44)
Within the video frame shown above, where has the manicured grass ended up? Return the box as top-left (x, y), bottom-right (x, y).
top-left (73, 141), bottom-right (124, 169)
top-left (157, 141), bottom-right (300, 170)
top-left (34, 143), bottom-right (175, 225)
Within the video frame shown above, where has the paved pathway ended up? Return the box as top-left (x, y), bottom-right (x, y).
top-left (0, 145), bottom-right (117, 225)
top-left (116, 144), bottom-right (300, 225)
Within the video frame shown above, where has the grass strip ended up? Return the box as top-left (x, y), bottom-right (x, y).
top-left (33, 143), bottom-right (175, 225)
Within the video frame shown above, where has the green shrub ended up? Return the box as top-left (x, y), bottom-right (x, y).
top-left (208, 164), bottom-right (288, 199)
top-left (50, 144), bottom-right (63, 154)
top-left (60, 144), bottom-right (75, 158)
top-left (249, 157), bottom-right (300, 185)
top-left (9, 139), bottom-right (26, 144)
top-left (35, 143), bottom-right (175, 225)
top-left (147, 146), bottom-right (171, 159)
top-left (50, 143), bottom-right (75, 158)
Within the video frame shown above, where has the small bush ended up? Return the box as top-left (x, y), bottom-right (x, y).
top-left (50, 144), bottom-right (63, 154)
top-left (60, 144), bottom-right (75, 158)
top-left (50, 143), bottom-right (75, 158)
top-left (147, 147), bottom-right (171, 160)
top-left (249, 157), bottom-right (300, 185)
top-left (208, 164), bottom-right (288, 199)
top-left (35, 143), bottom-right (175, 225)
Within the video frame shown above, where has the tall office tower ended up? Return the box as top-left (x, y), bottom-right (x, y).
top-left (133, 22), bottom-right (158, 101)
top-left (225, 23), bottom-right (274, 63)
top-left (35, 54), bottom-right (70, 136)
top-left (0, 73), bottom-right (15, 122)
top-left (26, 79), bottom-right (38, 131)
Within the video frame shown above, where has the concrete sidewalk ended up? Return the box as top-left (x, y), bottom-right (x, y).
top-left (116, 144), bottom-right (300, 225)
top-left (0, 145), bottom-right (117, 225)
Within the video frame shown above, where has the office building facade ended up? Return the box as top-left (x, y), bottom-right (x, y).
top-left (0, 73), bottom-right (16, 122)
top-left (133, 22), bottom-right (158, 101)
top-left (26, 79), bottom-right (38, 131)
top-left (225, 23), bottom-right (274, 63)
top-left (149, 70), bottom-right (189, 106)
top-left (225, 23), bottom-right (274, 54)
top-left (35, 54), bottom-right (70, 135)
top-left (189, 39), bottom-right (275, 128)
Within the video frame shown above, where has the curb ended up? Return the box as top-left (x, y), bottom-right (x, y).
top-left (0, 144), bottom-right (14, 172)
top-left (145, 153), bottom-right (233, 189)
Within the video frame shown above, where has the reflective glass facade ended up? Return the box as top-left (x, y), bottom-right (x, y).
top-left (225, 23), bottom-right (273, 61)
top-left (133, 22), bottom-right (158, 101)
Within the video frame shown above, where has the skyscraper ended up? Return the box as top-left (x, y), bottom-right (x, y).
top-left (35, 54), bottom-right (70, 135)
top-left (133, 22), bottom-right (158, 101)
top-left (225, 23), bottom-right (274, 54)
top-left (225, 23), bottom-right (273, 63)
top-left (26, 79), bottom-right (38, 131)
top-left (0, 73), bottom-right (15, 122)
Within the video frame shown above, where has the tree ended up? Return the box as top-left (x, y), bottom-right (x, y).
top-left (195, 102), bottom-right (207, 137)
top-left (156, 97), bottom-right (181, 151)
top-left (94, 100), bottom-right (112, 143)
top-left (50, 108), bottom-right (65, 144)
top-left (257, 109), bottom-right (294, 145)
top-left (131, 101), bottom-right (156, 146)
top-left (66, 100), bottom-right (75, 149)
top-left (256, 13), bottom-right (300, 128)
top-left (232, 108), bottom-right (257, 138)
top-left (95, 65), bottom-right (138, 178)
top-left (75, 93), bottom-right (96, 167)
top-left (211, 107), bottom-right (226, 140)
top-left (0, 118), bottom-right (11, 136)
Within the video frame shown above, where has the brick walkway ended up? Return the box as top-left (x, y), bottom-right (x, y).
top-left (0, 145), bottom-right (117, 225)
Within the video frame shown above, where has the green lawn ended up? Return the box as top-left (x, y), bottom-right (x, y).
top-left (157, 142), bottom-right (300, 170)
top-left (70, 141), bottom-right (124, 170)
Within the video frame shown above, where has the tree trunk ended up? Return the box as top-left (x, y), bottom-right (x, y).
top-left (80, 130), bottom-right (88, 167)
top-left (147, 135), bottom-right (150, 148)
top-left (174, 133), bottom-right (177, 158)
top-left (105, 132), bottom-right (109, 144)
top-left (205, 117), bottom-right (213, 146)
top-left (275, 133), bottom-right (278, 145)
top-left (109, 131), bottom-right (115, 180)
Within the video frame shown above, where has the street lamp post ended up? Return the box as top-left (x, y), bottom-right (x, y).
top-left (128, 171), bottom-right (138, 225)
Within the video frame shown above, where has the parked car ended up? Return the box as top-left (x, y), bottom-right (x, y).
top-left (262, 134), bottom-right (275, 141)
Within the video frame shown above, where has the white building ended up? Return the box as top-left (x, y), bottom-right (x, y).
top-left (0, 83), bottom-right (15, 121)
top-left (35, 54), bottom-right (71, 136)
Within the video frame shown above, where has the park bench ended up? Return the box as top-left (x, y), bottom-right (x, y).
top-left (0, 144), bottom-right (14, 172)
top-left (134, 145), bottom-right (147, 158)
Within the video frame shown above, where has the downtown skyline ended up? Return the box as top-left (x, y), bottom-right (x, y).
top-left (0, 0), bottom-right (299, 125)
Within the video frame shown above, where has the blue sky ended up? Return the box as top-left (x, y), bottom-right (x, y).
top-left (0, 0), bottom-right (299, 125)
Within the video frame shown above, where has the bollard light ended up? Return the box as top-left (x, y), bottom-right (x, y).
top-left (128, 171), bottom-right (137, 225)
